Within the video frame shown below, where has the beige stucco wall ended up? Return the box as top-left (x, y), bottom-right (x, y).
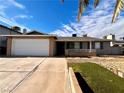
top-left (7, 37), bottom-right (12, 56)
top-left (49, 38), bottom-right (56, 56)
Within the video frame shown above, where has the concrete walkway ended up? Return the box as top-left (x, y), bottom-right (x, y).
top-left (11, 58), bottom-right (70, 93)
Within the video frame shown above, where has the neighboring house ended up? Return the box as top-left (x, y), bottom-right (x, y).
top-left (26, 30), bottom-right (47, 35)
top-left (5, 34), bottom-right (124, 57)
top-left (0, 25), bottom-right (22, 55)
top-left (104, 34), bottom-right (124, 54)
top-left (103, 34), bottom-right (115, 40)
top-left (110, 40), bottom-right (124, 54)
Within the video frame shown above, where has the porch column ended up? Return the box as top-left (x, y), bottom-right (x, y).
top-left (89, 41), bottom-right (92, 52)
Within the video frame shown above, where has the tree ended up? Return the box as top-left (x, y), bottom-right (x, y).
top-left (61, 0), bottom-right (124, 23)
top-left (11, 26), bottom-right (21, 32)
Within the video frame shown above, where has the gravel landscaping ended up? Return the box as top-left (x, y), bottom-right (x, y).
top-left (67, 56), bottom-right (124, 78)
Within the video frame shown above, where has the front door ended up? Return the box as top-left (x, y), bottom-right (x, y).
top-left (56, 42), bottom-right (65, 56)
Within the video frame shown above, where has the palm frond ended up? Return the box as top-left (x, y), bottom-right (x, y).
top-left (84, 0), bottom-right (89, 6)
top-left (94, 0), bottom-right (100, 8)
top-left (77, 0), bottom-right (89, 22)
top-left (61, 0), bottom-right (64, 3)
top-left (112, 0), bottom-right (124, 23)
top-left (60, 0), bottom-right (124, 23)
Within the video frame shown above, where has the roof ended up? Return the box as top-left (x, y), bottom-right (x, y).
top-left (0, 25), bottom-right (22, 34)
top-left (0, 34), bottom-right (113, 41)
top-left (26, 31), bottom-right (47, 35)
top-left (0, 35), bottom-right (56, 38)
top-left (56, 36), bottom-right (112, 42)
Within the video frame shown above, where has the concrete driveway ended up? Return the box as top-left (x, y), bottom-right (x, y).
top-left (0, 58), bottom-right (69, 93)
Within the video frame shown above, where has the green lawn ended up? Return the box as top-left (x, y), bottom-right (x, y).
top-left (69, 63), bottom-right (124, 93)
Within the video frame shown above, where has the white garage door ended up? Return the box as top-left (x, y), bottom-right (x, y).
top-left (11, 39), bottom-right (49, 56)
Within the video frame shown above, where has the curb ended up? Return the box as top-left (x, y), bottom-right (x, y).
top-left (69, 67), bottom-right (83, 93)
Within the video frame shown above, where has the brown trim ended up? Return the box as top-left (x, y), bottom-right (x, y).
top-left (8, 37), bottom-right (56, 39)
top-left (49, 39), bottom-right (52, 56)
top-left (49, 38), bottom-right (56, 56)
top-left (56, 40), bottom-right (111, 42)
top-left (5, 35), bottom-right (56, 38)
top-left (7, 37), bottom-right (12, 56)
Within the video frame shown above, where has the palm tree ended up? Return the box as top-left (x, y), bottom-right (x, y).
top-left (61, 0), bottom-right (124, 23)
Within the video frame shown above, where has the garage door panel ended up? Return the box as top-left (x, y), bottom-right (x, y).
top-left (11, 39), bottom-right (49, 56)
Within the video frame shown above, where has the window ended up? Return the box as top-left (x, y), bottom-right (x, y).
top-left (80, 42), bottom-right (82, 49)
top-left (67, 42), bottom-right (81, 49)
top-left (87, 42), bottom-right (90, 49)
top-left (92, 42), bottom-right (95, 49)
top-left (95, 42), bottom-right (100, 49)
top-left (81, 42), bottom-right (88, 49)
top-left (67, 42), bottom-right (74, 49)
top-left (75, 42), bottom-right (80, 49)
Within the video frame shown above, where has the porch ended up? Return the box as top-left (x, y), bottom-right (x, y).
top-left (56, 41), bottom-right (96, 57)
top-left (65, 49), bottom-right (96, 57)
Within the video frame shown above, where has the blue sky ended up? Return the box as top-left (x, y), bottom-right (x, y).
top-left (0, 0), bottom-right (124, 39)
top-left (0, 0), bottom-right (78, 33)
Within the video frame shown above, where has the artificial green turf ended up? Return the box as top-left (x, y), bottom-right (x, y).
top-left (69, 63), bottom-right (124, 93)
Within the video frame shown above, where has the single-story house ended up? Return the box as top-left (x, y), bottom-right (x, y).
top-left (3, 34), bottom-right (124, 57)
